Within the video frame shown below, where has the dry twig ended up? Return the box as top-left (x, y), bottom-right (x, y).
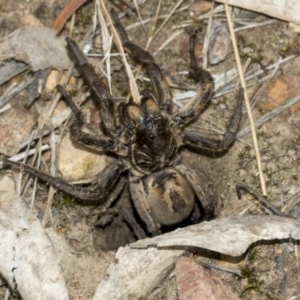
top-left (52, 0), bottom-right (87, 33)
top-left (225, 4), bottom-right (267, 196)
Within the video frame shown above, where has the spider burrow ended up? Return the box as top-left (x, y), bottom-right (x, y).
top-left (4, 9), bottom-right (243, 236)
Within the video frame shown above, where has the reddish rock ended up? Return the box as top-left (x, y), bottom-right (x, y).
top-left (175, 257), bottom-right (239, 300)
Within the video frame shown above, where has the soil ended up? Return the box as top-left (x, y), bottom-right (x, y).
top-left (1, 0), bottom-right (300, 299)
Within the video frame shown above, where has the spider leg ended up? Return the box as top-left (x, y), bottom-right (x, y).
top-left (172, 34), bottom-right (214, 128)
top-left (180, 88), bottom-right (243, 152)
top-left (129, 178), bottom-right (161, 235)
top-left (175, 159), bottom-right (214, 219)
top-left (4, 158), bottom-right (124, 204)
top-left (65, 38), bottom-right (117, 136)
top-left (111, 9), bottom-right (172, 116)
top-left (57, 85), bottom-right (127, 156)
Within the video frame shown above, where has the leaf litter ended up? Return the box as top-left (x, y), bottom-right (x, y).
top-left (0, 26), bottom-right (71, 84)
top-left (1, 0), bottom-right (300, 299)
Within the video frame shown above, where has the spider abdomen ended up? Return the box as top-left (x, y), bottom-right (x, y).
top-left (144, 168), bottom-right (195, 225)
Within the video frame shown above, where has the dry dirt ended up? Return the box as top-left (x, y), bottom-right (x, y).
top-left (1, 0), bottom-right (300, 299)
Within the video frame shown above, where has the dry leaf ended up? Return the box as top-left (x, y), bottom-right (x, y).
top-left (0, 26), bottom-right (71, 85)
top-left (216, 0), bottom-right (300, 24)
top-left (209, 21), bottom-right (230, 65)
top-left (131, 215), bottom-right (300, 256)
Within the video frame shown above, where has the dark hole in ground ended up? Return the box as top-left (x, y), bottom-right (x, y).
top-left (93, 179), bottom-right (214, 251)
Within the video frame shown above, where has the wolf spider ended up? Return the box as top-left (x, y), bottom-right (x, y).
top-left (4, 9), bottom-right (243, 236)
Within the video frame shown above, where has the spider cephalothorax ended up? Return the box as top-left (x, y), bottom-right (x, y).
top-left (5, 9), bottom-right (243, 235)
top-left (121, 96), bottom-right (178, 174)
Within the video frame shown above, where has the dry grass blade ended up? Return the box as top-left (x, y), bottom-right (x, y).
top-left (69, 13), bottom-right (76, 38)
top-left (95, 0), bottom-right (113, 93)
top-left (128, 0), bottom-right (162, 102)
top-left (0, 78), bottom-right (33, 109)
top-left (237, 93), bottom-right (300, 139)
top-left (30, 148), bottom-right (41, 209)
top-left (99, 0), bottom-right (140, 104)
top-left (250, 57), bottom-right (282, 110)
top-left (25, 26), bottom-right (94, 226)
top-left (234, 19), bottom-right (277, 32)
top-left (42, 132), bottom-right (58, 226)
top-left (18, 135), bottom-right (43, 200)
top-left (146, 0), bottom-right (185, 48)
top-left (38, 26), bottom-right (94, 130)
top-left (153, 29), bottom-right (184, 57)
top-left (225, 4), bottom-right (267, 196)
top-left (171, 5), bottom-right (224, 30)
top-left (236, 183), bottom-right (291, 218)
top-left (133, 0), bottom-right (147, 36)
top-left (130, 0), bottom-right (185, 99)
top-left (17, 131), bottom-right (35, 195)
top-left (0, 145), bottom-right (50, 168)
top-left (145, 0), bottom-right (162, 49)
top-left (202, 0), bottom-right (214, 69)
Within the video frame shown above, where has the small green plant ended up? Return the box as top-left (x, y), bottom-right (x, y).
top-left (54, 193), bottom-right (75, 209)
top-left (239, 247), bottom-right (264, 297)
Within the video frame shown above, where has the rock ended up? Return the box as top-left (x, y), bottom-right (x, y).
top-left (175, 257), bottom-right (239, 300)
top-left (58, 132), bottom-right (107, 182)
top-left (0, 107), bottom-right (35, 156)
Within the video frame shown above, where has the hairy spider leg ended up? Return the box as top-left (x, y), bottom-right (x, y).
top-left (172, 34), bottom-right (215, 128)
top-left (181, 88), bottom-right (243, 152)
top-left (175, 160), bottom-right (213, 217)
top-left (4, 158), bottom-right (123, 204)
top-left (66, 38), bottom-right (117, 136)
top-left (110, 9), bottom-right (173, 117)
top-left (130, 179), bottom-right (161, 235)
top-left (57, 85), bottom-right (122, 154)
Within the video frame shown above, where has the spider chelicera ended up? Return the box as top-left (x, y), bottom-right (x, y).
top-left (4, 9), bottom-right (243, 236)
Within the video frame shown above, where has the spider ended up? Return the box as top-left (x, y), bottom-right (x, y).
top-left (4, 9), bottom-right (243, 236)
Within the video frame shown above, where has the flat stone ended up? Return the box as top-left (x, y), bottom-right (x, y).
top-left (0, 107), bottom-right (35, 156)
top-left (58, 132), bottom-right (107, 182)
